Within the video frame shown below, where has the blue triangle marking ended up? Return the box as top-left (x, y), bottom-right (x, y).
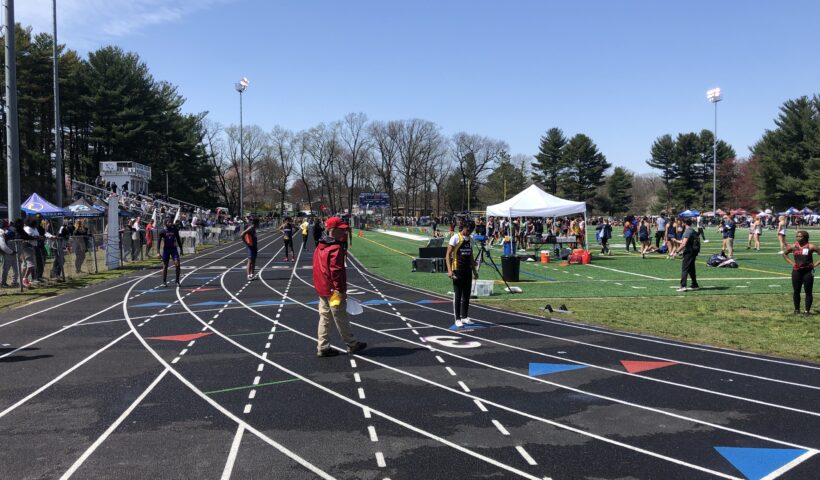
top-left (191, 300), bottom-right (234, 307)
top-left (528, 363), bottom-right (588, 376)
top-left (251, 300), bottom-right (290, 306)
top-left (132, 302), bottom-right (171, 308)
top-left (449, 323), bottom-right (489, 331)
top-left (306, 300), bottom-right (320, 305)
top-left (715, 447), bottom-right (809, 480)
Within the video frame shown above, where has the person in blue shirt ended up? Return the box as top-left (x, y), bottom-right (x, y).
top-left (157, 218), bottom-right (183, 287)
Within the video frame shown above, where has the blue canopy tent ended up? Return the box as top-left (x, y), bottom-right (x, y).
top-left (779, 207), bottom-right (800, 215)
top-left (800, 207), bottom-right (814, 215)
top-left (678, 209), bottom-right (700, 217)
top-left (67, 198), bottom-right (104, 218)
top-left (21, 193), bottom-right (68, 217)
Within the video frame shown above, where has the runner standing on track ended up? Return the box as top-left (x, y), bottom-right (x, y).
top-left (782, 230), bottom-right (820, 315)
top-left (301, 217), bottom-right (310, 251)
top-left (157, 218), bottom-right (183, 287)
top-left (446, 219), bottom-right (478, 328)
top-left (241, 217), bottom-right (259, 280)
top-left (279, 217), bottom-right (295, 261)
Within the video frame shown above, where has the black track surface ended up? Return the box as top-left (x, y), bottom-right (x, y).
top-left (1, 231), bottom-right (818, 480)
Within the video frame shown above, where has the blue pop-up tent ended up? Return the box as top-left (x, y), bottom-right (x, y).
top-left (21, 193), bottom-right (68, 217)
top-left (67, 197), bottom-right (104, 217)
top-left (800, 207), bottom-right (814, 215)
top-left (779, 207), bottom-right (800, 215)
top-left (678, 209), bottom-right (700, 217)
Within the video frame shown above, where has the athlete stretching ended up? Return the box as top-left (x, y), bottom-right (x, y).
top-left (157, 218), bottom-right (183, 287)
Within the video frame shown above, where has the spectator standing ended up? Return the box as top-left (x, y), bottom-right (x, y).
top-left (720, 214), bottom-right (736, 257)
top-left (446, 219), bottom-right (478, 328)
top-left (638, 217), bottom-right (652, 258)
top-left (655, 213), bottom-right (667, 248)
top-left (675, 217), bottom-right (701, 292)
top-left (145, 219), bottom-right (155, 257)
top-left (313, 216), bottom-right (366, 357)
top-left (600, 218), bottom-right (612, 255)
top-left (312, 217), bottom-right (324, 246)
top-left (623, 219), bottom-right (636, 253)
top-left (72, 220), bottom-right (89, 274)
top-left (777, 215), bottom-right (788, 254)
top-left (0, 220), bottom-right (19, 287)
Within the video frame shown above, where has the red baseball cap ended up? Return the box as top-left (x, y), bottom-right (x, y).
top-left (325, 216), bottom-right (349, 230)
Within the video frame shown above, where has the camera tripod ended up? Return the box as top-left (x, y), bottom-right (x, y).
top-left (475, 238), bottom-right (519, 294)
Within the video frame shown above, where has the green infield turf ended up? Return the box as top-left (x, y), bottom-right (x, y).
top-left (348, 227), bottom-right (820, 361)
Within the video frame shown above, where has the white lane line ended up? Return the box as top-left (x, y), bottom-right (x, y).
top-left (239, 282), bottom-right (785, 478)
top-left (59, 368), bottom-right (169, 479)
top-left (435, 356), bottom-right (445, 363)
top-left (0, 276), bottom-right (145, 329)
top-left (350, 359), bottom-right (357, 368)
top-left (368, 425), bottom-right (379, 442)
top-left (354, 373), bottom-right (361, 383)
top-left (253, 376), bottom-right (261, 385)
top-left (257, 364), bottom-right (264, 372)
top-left (179, 349), bottom-right (188, 356)
top-left (445, 367), bottom-right (457, 376)
top-left (171, 357), bottom-right (180, 364)
top-left (458, 381), bottom-right (471, 392)
top-left (492, 419), bottom-right (510, 435)
top-left (248, 390), bottom-right (256, 399)
top-left (474, 399), bottom-right (488, 412)
top-left (375, 452), bottom-right (386, 468)
top-left (361, 270), bottom-right (820, 372)
top-left (2, 300), bottom-right (125, 360)
top-left (243, 404), bottom-right (252, 414)
top-left (363, 407), bottom-right (372, 419)
top-left (187, 341), bottom-right (196, 347)
top-left (220, 424), bottom-right (245, 480)
top-left (0, 331), bottom-right (132, 420)
top-left (760, 449), bottom-right (818, 480)
top-left (516, 446), bottom-right (538, 466)
top-left (358, 388), bottom-right (366, 399)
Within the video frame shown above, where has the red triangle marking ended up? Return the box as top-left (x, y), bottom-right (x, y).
top-left (187, 287), bottom-right (219, 292)
top-left (620, 360), bottom-right (678, 374)
top-left (146, 332), bottom-right (213, 342)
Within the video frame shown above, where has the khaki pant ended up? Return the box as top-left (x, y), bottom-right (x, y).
top-left (317, 295), bottom-right (356, 352)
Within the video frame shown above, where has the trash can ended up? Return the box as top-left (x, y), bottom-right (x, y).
top-left (501, 255), bottom-right (520, 282)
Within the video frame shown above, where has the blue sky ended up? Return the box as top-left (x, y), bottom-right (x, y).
top-left (17, 0), bottom-right (820, 174)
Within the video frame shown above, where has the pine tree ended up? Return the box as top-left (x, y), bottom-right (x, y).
top-left (482, 151), bottom-right (527, 205)
top-left (646, 134), bottom-right (675, 212)
top-left (605, 167), bottom-right (633, 216)
top-left (560, 134), bottom-right (610, 203)
top-left (531, 127), bottom-right (566, 195)
top-left (752, 95), bottom-right (820, 209)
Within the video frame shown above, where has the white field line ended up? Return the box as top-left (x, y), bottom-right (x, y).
top-left (220, 425), bottom-right (245, 480)
top-left (237, 271), bottom-right (756, 479)
top-left (349, 265), bottom-right (820, 373)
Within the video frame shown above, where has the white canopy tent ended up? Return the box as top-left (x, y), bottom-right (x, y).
top-left (486, 184), bottom-right (586, 218)
top-left (486, 184), bottom-right (587, 249)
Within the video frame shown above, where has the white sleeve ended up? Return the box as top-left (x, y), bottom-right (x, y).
top-left (449, 234), bottom-right (460, 247)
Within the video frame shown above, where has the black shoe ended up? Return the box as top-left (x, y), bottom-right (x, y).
top-left (347, 342), bottom-right (367, 354)
top-left (544, 304), bottom-right (553, 313)
top-left (689, 285), bottom-right (700, 290)
top-left (317, 348), bottom-right (340, 357)
top-left (793, 310), bottom-right (801, 315)
top-left (805, 311), bottom-right (813, 316)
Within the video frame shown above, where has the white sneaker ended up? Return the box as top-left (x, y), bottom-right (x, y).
top-left (462, 317), bottom-right (474, 325)
top-left (703, 239), bottom-right (710, 243)
top-left (454, 319), bottom-right (464, 328)
top-left (676, 287), bottom-right (689, 292)
top-left (247, 274), bottom-right (253, 280)
top-left (778, 250), bottom-right (784, 255)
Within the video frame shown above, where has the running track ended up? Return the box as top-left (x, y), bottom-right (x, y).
top-left (0, 231), bottom-right (818, 479)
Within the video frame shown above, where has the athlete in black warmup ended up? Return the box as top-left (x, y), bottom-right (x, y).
top-left (446, 219), bottom-right (478, 328)
top-left (279, 217), bottom-right (295, 261)
top-left (782, 230), bottom-right (820, 315)
top-left (157, 218), bottom-right (183, 287)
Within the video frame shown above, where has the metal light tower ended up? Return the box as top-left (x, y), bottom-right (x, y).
top-left (4, 0), bottom-right (21, 223)
top-left (235, 77), bottom-right (249, 219)
top-left (707, 87), bottom-right (722, 218)
top-left (52, 0), bottom-right (63, 207)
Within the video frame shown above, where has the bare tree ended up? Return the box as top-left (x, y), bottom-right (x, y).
top-left (451, 133), bottom-right (509, 210)
top-left (370, 120), bottom-right (402, 215)
top-left (303, 123), bottom-right (342, 214)
top-left (269, 126), bottom-right (296, 215)
top-left (339, 112), bottom-right (372, 213)
top-left (202, 119), bottom-right (237, 214)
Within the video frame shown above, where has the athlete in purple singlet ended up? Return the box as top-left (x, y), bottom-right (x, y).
top-left (157, 218), bottom-right (183, 287)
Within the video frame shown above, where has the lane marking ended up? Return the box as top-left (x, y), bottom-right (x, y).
top-left (368, 425), bottom-right (379, 442)
top-left (219, 422), bottom-right (246, 480)
top-left (59, 368), bottom-right (169, 479)
top-left (516, 446), bottom-right (538, 466)
top-left (375, 451), bottom-right (386, 468)
top-left (446, 367), bottom-right (457, 376)
top-left (474, 399), bottom-right (488, 412)
top-left (492, 419), bottom-right (510, 435)
top-left (458, 381), bottom-right (471, 392)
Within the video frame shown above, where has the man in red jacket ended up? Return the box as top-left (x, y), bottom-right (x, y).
top-left (313, 216), bottom-right (367, 357)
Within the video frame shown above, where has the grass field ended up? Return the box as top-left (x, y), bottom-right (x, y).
top-left (348, 226), bottom-right (820, 362)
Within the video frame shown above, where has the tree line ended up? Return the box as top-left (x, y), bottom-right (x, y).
top-left (2, 23), bottom-right (815, 216)
top-left (0, 25), bottom-right (215, 206)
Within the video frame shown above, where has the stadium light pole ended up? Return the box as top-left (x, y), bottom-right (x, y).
top-left (235, 77), bottom-right (249, 219)
top-left (52, 0), bottom-right (64, 207)
top-left (707, 87), bottom-right (722, 219)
